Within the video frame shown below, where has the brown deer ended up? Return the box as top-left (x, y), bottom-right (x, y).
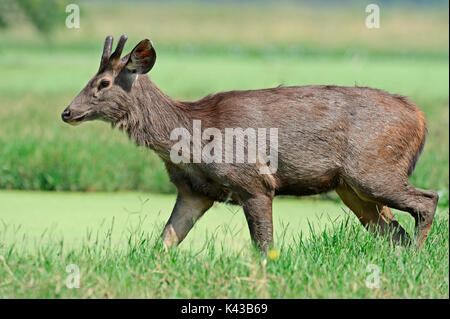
top-left (62, 35), bottom-right (438, 251)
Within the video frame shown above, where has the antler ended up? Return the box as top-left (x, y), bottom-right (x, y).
top-left (99, 35), bottom-right (113, 71)
top-left (109, 34), bottom-right (128, 65)
top-left (99, 34), bottom-right (128, 71)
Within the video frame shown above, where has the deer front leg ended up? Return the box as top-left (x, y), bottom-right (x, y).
top-left (162, 193), bottom-right (213, 248)
top-left (242, 194), bottom-right (274, 252)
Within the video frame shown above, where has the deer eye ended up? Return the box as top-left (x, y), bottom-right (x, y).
top-left (99, 80), bottom-right (110, 89)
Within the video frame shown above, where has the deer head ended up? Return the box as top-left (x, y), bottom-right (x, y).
top-left (61, 35), bottom-right (156, 125)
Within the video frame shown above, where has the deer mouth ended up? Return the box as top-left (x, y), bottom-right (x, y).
top-left (65, 113), bottom-right (90, 126)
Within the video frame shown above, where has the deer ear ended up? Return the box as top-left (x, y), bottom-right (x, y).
top-left (125, 39), bottom-right (156, 74)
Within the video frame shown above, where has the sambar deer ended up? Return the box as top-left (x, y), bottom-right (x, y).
top-left (62, 35), bottom-right (439, 251)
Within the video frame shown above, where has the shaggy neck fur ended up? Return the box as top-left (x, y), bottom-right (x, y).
top-left (114, 75), bottom-right (192, 159)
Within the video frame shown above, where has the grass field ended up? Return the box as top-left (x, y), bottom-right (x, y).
top-left (0, 191), bottom-right (448, 298)
top-left (0, 1), bottom-right (448, 299)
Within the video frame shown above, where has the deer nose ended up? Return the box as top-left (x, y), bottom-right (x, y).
top-left (61, 109), bottom-right (71, 121)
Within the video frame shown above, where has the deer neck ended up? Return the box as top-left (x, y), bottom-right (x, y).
top-left (115, 76), bottom-right (191, 159)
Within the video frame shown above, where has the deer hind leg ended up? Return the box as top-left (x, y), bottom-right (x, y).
top-left (341, 177), bottom-right (438, 248)
top-left (374, 185), bottom-right (438, 248)
top-left (415, 189), bottom-right (439, 246)
top-left (336, 183), bottom-right (412, 245)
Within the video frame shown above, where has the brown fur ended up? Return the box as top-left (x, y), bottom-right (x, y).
top-left (62, 36), bottom-right (438, 251)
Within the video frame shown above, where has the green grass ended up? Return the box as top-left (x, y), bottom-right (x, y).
top-left (0, 191), bottom-right (448, 298)
top-left (3, 1), bottom-right (448, 55)
top-left (0, 191), bottom-right (347, 251)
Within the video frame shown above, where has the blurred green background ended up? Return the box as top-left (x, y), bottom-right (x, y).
top-left (0, 0), bottom-right (448, 202)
